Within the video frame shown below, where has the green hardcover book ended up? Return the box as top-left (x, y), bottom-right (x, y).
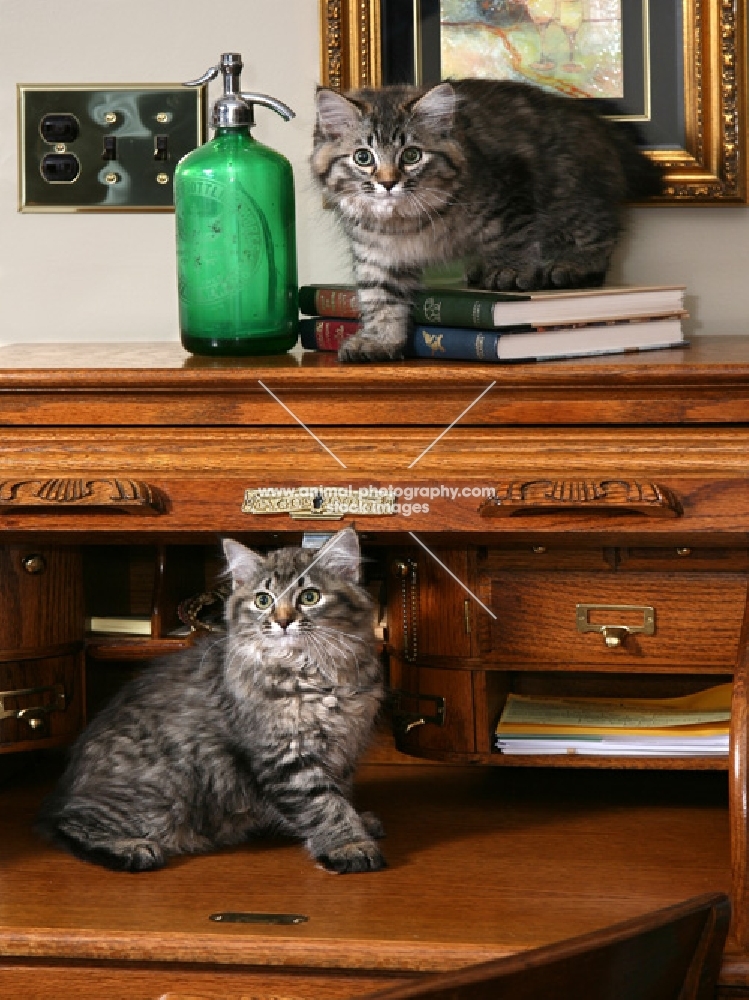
top-left (298, 283), bottom-right (687, 330)
top-left (411, 285), bottom-right (687, 329)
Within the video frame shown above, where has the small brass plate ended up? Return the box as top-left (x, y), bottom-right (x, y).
top-left (242, 487), bottom-right (396, 520)
top-left (210, 912), bottom-right (308, 925)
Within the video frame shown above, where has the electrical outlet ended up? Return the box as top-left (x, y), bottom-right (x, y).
top-left (17, 84), bottom-right (207, 213)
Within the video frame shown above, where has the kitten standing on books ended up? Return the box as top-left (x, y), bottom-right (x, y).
top-left (311, 79), bottom-right (663, 362)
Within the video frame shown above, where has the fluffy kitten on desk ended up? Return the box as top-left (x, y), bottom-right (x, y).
top-left (311, 78), bottom-right (663, 362)
top-left (38, 528), bottom-right (386, 874)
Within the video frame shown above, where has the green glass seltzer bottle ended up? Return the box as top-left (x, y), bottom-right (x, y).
top-left (175, 53), bottom-right (298, 356)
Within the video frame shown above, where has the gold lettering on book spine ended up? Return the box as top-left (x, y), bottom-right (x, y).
top-left (479, 480), bottom-right (682, 518)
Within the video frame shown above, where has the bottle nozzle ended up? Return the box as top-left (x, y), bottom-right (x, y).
top-left (183, 53), bottom-right (294, 128)
top-left (241, 92), bottom-right (295, 122)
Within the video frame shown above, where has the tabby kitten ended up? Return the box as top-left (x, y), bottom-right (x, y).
top-left (312, 79), bottom-right (663, 362)
top-left (38, 528), bottom-right (386, 874)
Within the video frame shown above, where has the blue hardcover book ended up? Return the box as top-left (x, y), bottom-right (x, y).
top-left (409, 318), bottom-right (687, 362)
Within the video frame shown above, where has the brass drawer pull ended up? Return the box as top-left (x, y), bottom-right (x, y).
top-left (390, 690), bottom-right (446, 736)
top-left (479, 479), bottom-right (682, 518)
top-left (576, 604), bottom-right (656, 648)
top-left (0, 682), bottom-right (66, 728)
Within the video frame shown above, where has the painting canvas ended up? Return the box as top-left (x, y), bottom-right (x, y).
top-left (440, 0), bottom-right (624, 99)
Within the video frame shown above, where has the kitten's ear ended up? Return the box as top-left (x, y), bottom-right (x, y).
top-left (222, 538), bottom-right (264, 589)
top-left (315, 87), bottom-right (362, 139)
top-left (408, 81), bottom-right (456, 132)
top-left (315, 527), bottom-right (361, 583)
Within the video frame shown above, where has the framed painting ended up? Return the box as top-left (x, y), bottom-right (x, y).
top-left (319, 0), bottom-right (747, 203)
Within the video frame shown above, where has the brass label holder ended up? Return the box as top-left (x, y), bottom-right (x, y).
top-left (242, 487), bottom-right (396, 520)
top-left (391, 690), bottom-right (447, 736)
top-left (0, 682), bottom-right (66, 730)
top-left (576, 604), bottom-right (656, 648)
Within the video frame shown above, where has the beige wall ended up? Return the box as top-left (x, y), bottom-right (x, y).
top-left (0, 0), bottom-right (747, 345)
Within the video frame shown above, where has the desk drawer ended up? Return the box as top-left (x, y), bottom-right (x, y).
top-left (478, 569), bottom-right (747, 670)
top-left (0, 652), bottom-right (85, 751)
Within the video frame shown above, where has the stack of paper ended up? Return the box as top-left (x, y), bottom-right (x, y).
top-left (494, 684), bottom-right (731, 757)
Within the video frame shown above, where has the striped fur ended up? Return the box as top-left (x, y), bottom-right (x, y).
top-left (312, 79), bottom-right (663, 362)
top-left (37, 529), bottom-right (385, 874)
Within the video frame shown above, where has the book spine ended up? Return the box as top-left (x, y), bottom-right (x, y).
top-left (298, 286), bottom-right (360, 319)
top-left (299, 317), bottom-right (361, 351)
top-left (412, 290), bottom-right (508, 329)
top-left (410, 326), bottom-right (501, 360)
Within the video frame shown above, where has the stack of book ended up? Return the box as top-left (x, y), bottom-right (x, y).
top-left (494, 683), bottom-right (731, 757)
top-left (298, 283), bottom-right (688, 362)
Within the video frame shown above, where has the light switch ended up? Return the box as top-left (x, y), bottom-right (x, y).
top-left (17, 84), bottom-right (207, 212)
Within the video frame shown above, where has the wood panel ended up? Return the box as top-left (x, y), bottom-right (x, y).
top-left (0, 961), bottom-right (414, 1000)
top-left (479, 571), bottom-right (748, 670)
top-left (391, 662), bottom-right (476, 755)
top-left (0, 546), bottom-right (84, 652)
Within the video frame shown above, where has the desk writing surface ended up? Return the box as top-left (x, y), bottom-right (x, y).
top-left (0, 763), bottom-right (731, 972)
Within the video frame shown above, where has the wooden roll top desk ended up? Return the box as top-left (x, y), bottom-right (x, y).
top-left (2, 336), bottom-right (749, 998)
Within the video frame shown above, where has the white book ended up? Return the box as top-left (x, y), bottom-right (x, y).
top-left (86, 615), bottom-right (152, 636)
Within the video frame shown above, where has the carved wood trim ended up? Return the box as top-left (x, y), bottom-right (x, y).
top-left (0, 478), bottom-right (165, 514)
top-left (479, 480), bottom-right (683, 519)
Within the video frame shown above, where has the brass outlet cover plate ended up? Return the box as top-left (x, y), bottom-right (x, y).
top-left (18, 84), bottom-right (207, 213)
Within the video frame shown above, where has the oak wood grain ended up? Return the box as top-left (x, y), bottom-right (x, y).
top-left (3, 339), bottom-right (749, 989)
top-left (0, 765), bottom-right (733, 978)
top-left (1, 338), bottom-right (749, 427)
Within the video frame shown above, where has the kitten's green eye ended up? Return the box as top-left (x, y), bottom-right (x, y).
top-left (401, 146), bottom-right (422, 166)
top-left (254, 591), bottom-right (274, 610)
top-left (299, 588), bottom-right (321, 607)
top-left (353, 148), bottom-right (375, 168)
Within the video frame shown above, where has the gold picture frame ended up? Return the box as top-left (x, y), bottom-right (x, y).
top-left (319, 0), bottom-right (747, 204)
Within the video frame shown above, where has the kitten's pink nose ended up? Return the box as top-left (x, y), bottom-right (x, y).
top-left (274, 604), bottom-right (295, 630)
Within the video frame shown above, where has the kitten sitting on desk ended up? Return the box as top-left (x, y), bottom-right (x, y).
top-left (38, 528), bottom-right (386, 874)
top-left (311, 78), bottom-right (663, 362)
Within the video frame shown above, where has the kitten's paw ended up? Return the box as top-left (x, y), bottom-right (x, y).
top-left (91, 838), bottom-right (165, 872)
top-left (360, 811), bottom-right (386, 839)
top-left (52, 827), bottom-right (166, 872)
top-left (549, 264), bottom-right (606, 289)
top-left (477, 266), bottom-right (524, 292)
top-left (317, 839), bottom-right (387, 874)
top-left (338, 332), bottom-right (405, 363)
top-left (123, 840), bottom-right (165, 872)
